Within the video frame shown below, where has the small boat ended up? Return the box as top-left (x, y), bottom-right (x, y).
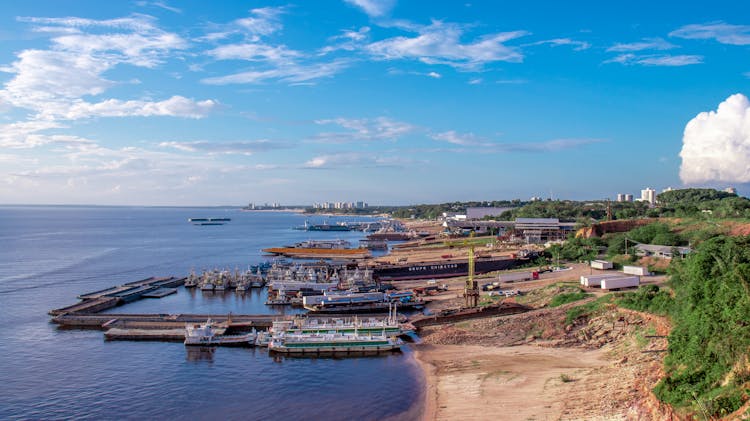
top-left (184, 320), bottom-right (256, 346)
top-left (189, 218), bottom-right (231, 226)
top-left (200, 283), bottom-right (215, 291)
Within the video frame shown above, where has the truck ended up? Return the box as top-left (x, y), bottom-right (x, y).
top-left (498, 271), bottom-right (539, 283)
top-left (601, 276), bottom-right (640, 290)
top-left (590, 260), bottom-right (613, 270)
top-left (623, 266), bottom-right (650, 276)
top-left (580, 273), bottom-right (621, 287)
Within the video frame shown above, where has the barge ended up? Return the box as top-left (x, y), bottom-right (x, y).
top-left (372, 255), bottom-right (522, 281)
top-left (268, 332), bottom-right (402, 355)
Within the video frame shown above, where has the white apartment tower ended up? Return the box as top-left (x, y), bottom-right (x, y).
top-left (641, 187), bottom-right (656, 206)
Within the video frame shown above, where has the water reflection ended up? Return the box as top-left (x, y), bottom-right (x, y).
top-left (185, 346), bottom-right (215, 362)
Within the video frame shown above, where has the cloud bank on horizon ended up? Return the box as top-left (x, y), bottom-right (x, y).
top-left (680, 93), bottom-right (750, 185)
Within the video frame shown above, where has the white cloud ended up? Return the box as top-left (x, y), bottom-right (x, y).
top-left (206, 43), bottom-right (301, 62)
top-left (159, 139), bottom-right (289, 155)
top-left (606, 37), bottom-right (677, 52)
top-left (135, 1), bottom-right (182, 14)
top-left (427, 71), bottom-right (441, 78)
top-left (1, 14), bottom-right (216, 120)
top-left (431, 131), bottom-right (600, 152)
top-left (202, 7), bottom-right (285, 42)
top-left (310, 117), bottom-right (416, 143)
top-left (526, 38), bottom-right (590, 51)
top-left (0, 120), bottom-right (94, 149)
top-left (604, 53), bottom-right (702, 66)
top-left (202, 60), bottom-right (349, 85)
top-left (670, 22), bottom-right (750, 45)
top-left (431, 130), bottom-right (487, 146)
top-left (365, 20), bottom-right (528, 70)
top-left (680, 93), bottom-right (750, 184)
top-left (202, 8), bottom-right (348, 85)
top-left (304, 152), bottom-right (414, 168)
top-left (344, 0), bottom-right (396, 18)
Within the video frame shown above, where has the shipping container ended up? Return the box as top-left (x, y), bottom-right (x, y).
top-left (623, 266), bottom-right (650, 276)
top-left (601, 276), bottom-right (640, 290)
top-left (580, 273), bottom-right (621, 287)
top-left (590, 260), bottom-right (613, 270)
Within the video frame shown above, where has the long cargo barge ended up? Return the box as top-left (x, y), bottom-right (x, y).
top-left (371, 255), bottom-right (522, 281)
top-left (263, 247), bottom-right (370, 259)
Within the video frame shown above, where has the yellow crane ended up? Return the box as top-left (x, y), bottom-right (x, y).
top-left (443, 234), bottom-right (479, 307)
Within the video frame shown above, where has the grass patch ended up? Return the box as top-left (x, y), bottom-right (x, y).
top-left (549, 291), bottom-right (592, 307)
top-left (564, 295), bottom-right (615, 325)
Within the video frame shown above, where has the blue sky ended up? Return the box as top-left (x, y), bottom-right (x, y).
top-left (0, 0), bottom-right (749, 206)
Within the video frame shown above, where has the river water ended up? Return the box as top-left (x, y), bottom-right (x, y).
top-left (0, 206), bottom-right (422, 420)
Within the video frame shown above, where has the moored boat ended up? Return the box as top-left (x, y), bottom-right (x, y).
top-left (268, 331), bottom-right (402, 354)
top-left (184, 320), bottom-right (256, 346)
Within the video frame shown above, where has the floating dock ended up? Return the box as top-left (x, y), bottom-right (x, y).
top-left (51, 277), bottom-right (185, 316)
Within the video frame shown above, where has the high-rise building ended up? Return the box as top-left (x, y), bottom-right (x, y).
top-left (641, 187), bottom-right (656, 206)
top-left (616, 193), bottom-right (625, 202)
top-left (624, 194), bottom-right (633, 202)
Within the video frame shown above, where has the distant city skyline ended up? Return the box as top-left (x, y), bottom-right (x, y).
top-left (1, 1), bottom-right (749, 206)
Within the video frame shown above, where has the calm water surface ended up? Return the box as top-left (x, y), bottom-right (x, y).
top-left (0, 206), bottom-right (422, 420)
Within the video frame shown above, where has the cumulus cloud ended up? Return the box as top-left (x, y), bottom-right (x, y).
top-left (680, 93), bottom-right (750, 184)
top-left (365, 20), bottom-right (528, 70)
top-left (670, 22), bottom-right (750, 45)
top-left (344, 0), bottom-right (396, 18)
top-left (310, 117), bottom-right (416, 143)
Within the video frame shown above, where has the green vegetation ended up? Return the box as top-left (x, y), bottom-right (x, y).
top-left (564, 295), bottom-right (615, 325)
top-left (549, 291), bottom-right (593, 307)
top-left (547, 236), bottom-right (603, 262)
top-left (650, 236), bottom-right (750, 417)
top-left (616, 284), bottom-right (673, 315)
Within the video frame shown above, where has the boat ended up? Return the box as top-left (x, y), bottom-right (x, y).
top-left (184, 320), bottom-right (256, 346)
top-left (189, 218), bottom-right (231, 226)
top-left (262, 247), bottom-right (370, 259)
top-left (303, 290), bottom-right (424, 313)
top-left (274, 304), bottom-right (401, 335)
top-left (371, 255), bottom-right (522, 281)
top-left (200, 282), bottom-right (215, 291)
top-left (268, 331), bottom-right (402, 355)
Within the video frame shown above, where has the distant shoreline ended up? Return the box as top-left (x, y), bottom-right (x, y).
top-left (240, 208), bottom-right (306, 213)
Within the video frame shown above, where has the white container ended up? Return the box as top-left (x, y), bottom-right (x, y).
top-left (498, 271), bottom-right (533, 283)
top-left (623, 266), bottom-right (650, 276)
top-left (601, 276), bottom-right (640, 290)
top-left (580, 274), bottom-right (621, 287)
top-left (590, 260), bottom-right (613, 270)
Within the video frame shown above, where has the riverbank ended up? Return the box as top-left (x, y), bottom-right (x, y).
top-left (415, 344), bottom-right (609, 420)
top-left (413, 305), bottom-right (670, 420)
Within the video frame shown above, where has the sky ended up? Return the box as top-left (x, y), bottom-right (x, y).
top-left (0, 0), bottom-right (749, 206)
